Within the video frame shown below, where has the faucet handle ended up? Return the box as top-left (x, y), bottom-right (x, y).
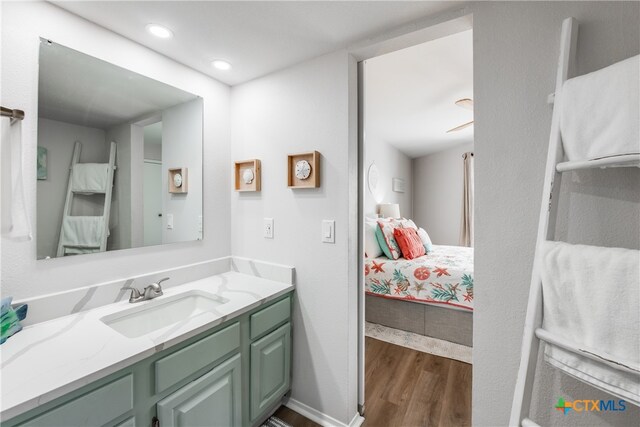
top-left (156, 277), bottom-right (170, 288)
top-left (121, 286), bottom-right (141, 303)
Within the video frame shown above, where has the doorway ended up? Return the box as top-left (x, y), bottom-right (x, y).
top-left (356, 18), bottom-right (474, 425)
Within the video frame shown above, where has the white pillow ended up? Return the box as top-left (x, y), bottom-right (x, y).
top-left (398, 218), bottom-right (418, 230)
top-left (364, 221), bottom-right (383, 258)
top-left (417, 228), bottom-right (433, 253)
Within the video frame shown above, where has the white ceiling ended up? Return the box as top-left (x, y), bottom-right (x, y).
top-left (52, 1), bottom-right (457, 86)
top-left (39, 40), bottom-right (199, 129)
top-left (365, 29), bottom-right (473, 158)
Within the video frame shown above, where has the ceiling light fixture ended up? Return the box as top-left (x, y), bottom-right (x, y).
top-left (212, 60), bottom-right (232, 71)
top-left (146, 24), bottom-right (173, 39)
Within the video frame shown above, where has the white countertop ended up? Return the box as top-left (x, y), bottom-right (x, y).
top-left (0, 271), bottom-right (294, 421)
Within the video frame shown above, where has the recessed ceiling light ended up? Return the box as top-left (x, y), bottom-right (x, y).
top-left (212, 60), bottom-right (232, 71)
top-left (146, 24), bottom-right (173, 39)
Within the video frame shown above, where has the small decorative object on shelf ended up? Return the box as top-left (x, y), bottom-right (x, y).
top-left (168, 167), bottom-right (188, 193)
top-left (234, 159), bottom-right (261, 192)
top-left (287, 151), bottom-right (320, 188)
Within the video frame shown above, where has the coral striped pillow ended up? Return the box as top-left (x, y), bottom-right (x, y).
top-left (393, 227), bottom-right (426, 260)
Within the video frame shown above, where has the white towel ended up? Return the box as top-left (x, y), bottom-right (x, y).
top-left (559, 54), bottom-right (640, 161)
top-left (0, 118), bottom-right (32, 241)
top-left (540, 241), bottom-right (640, 404)
top-left (71, 163), bottom-right (110, 194)
top-left (60, 216), bottom-right (105, 249)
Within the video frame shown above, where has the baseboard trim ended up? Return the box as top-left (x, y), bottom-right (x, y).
top-left (283, 397), bottom-right (364, 427)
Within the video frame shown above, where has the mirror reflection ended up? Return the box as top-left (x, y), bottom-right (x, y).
top-left (37, 40), bottom-right (203, 260)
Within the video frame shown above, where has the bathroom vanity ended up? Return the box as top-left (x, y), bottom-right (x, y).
top-left (1, 269), bottom-right (294, 427)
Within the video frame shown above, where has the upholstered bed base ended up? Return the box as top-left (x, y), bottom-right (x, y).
top-left (365, 294), bottom-right (473, 347)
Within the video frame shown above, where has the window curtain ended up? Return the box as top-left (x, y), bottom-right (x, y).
top-left (459, 152), bottom-right (474, 247)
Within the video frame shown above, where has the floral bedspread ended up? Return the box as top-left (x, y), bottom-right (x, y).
top-left (365, 245), bottom-right (474, 311)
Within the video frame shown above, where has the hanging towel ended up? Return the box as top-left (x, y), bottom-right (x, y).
top-left (71, 163), bottom-right (110, 194)
top-left (540, 241), bottom-right (640, 405)
top-left (59, 216), bottom-right (105, 249)
top-left (0, 117), bottom-right (32, 241)
top-left (559, 54), bottom-right (640, 162)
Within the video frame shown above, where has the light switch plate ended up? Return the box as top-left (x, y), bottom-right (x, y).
top-left (322, 220), bottom-right (335, 243)
top-left (167, 214), bottom-right (174, 230)
top-left (264, 218), bottom-right (274, 239)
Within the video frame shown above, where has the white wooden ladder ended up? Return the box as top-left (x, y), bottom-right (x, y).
top-left (509, 17), bottom-right (640, 427)
top-left (56, 141), bottom-right (117, 256)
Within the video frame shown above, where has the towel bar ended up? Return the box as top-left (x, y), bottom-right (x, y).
top-left (1, 106), bottom-right (25, 120)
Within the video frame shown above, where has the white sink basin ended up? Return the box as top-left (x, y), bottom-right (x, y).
top-left (101, 290), bottom-right (229, 338)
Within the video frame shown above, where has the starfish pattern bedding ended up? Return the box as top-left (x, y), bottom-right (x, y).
top-left (365, 244), bottom-right (474, 311)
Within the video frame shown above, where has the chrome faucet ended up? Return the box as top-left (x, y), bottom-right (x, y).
top-left (121, 278), bottom-right (169, 303)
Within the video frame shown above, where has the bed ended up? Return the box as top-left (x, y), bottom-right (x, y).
top-left (365, 244), bottom-right (474, 346)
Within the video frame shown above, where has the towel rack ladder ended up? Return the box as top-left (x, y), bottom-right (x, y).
top-left (510, 17), bottom-right (640, 426)
top-left (56, 141), bottom-right (117, 256)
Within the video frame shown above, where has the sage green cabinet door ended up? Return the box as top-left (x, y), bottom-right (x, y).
top-left (157, 354), bottom-right (242, 427)
top-left (250, 323), bottom-right (291, 420)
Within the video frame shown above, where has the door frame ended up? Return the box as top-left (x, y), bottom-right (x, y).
top-left (347, 10), bottom-right (474, 416)
top-left (143, 159), bottom-right (163, 247)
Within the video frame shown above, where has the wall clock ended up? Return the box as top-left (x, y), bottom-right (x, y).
top-left (287, 151), bottom-right (320, 188)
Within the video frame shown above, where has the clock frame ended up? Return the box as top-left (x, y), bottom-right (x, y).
top-left (287, 151), bottom-right (320, 188)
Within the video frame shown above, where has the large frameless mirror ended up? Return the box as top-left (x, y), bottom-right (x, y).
top-left (37, 39), bottom-right (203, 260)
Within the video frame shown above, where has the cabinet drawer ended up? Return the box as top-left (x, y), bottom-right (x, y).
top-left (155, 322), bottom-right (240, 393)
top-left (21, 375), bottom-right (133, 427)
top-left (250, 297), bottom-right (290, 340)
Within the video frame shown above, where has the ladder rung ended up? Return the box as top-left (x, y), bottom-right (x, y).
top-left (535, 329), bottom-right (639, 374)
top-left (556, 153), bottom-right (640, 172)
top-left (72, 190), bottom-right (106, 194)
top-left (521, 418), bottom-right (540, 427)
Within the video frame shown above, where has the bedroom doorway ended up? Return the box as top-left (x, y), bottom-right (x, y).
top-left (357, 23), bottom-right (474, 425)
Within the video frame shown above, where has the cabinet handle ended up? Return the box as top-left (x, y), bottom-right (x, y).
top-left (152, 416), bottom-right (160, 427)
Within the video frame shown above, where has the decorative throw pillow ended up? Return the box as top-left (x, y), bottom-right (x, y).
top-left (364, 221), bottom-right (383, 258)
top-left (375, 220), bottom-right (402, 259)
top-left (417, 228), bottom-right (433, 253)
top-left (393, 227), bottom-right (426, 260)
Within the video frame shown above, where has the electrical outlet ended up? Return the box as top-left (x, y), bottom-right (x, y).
top-left (264, 218), bottom-right (274, 239)
top-left (167, 214), bottom-right (174, 230)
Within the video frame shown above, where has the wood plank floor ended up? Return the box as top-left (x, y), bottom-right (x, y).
top-left (273, 406), bottom-right (320, 427)
top-left (274, 336), bottom-right (472, 427)
top-left (364, 337), bottom-right (472, 427)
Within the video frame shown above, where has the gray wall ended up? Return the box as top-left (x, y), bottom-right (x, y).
top-left (161, 98), bottom-right (203, 244)
top-left (105, 122), bottom-right (135, 251)
top-left (231, 50), bottom-right (358, 425)
top-left (413, 142), bottom-right (473, 245)
top-left (473, 2), bottom-right (639, 426)
top-left (36, 118), bottom-right (109, 259)
top-left (363, 137), bottom-right (413, 219)
top-left (362, 57), bottom-right (413, 219)
top-left (144, 142), bottom-right (162, 161)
